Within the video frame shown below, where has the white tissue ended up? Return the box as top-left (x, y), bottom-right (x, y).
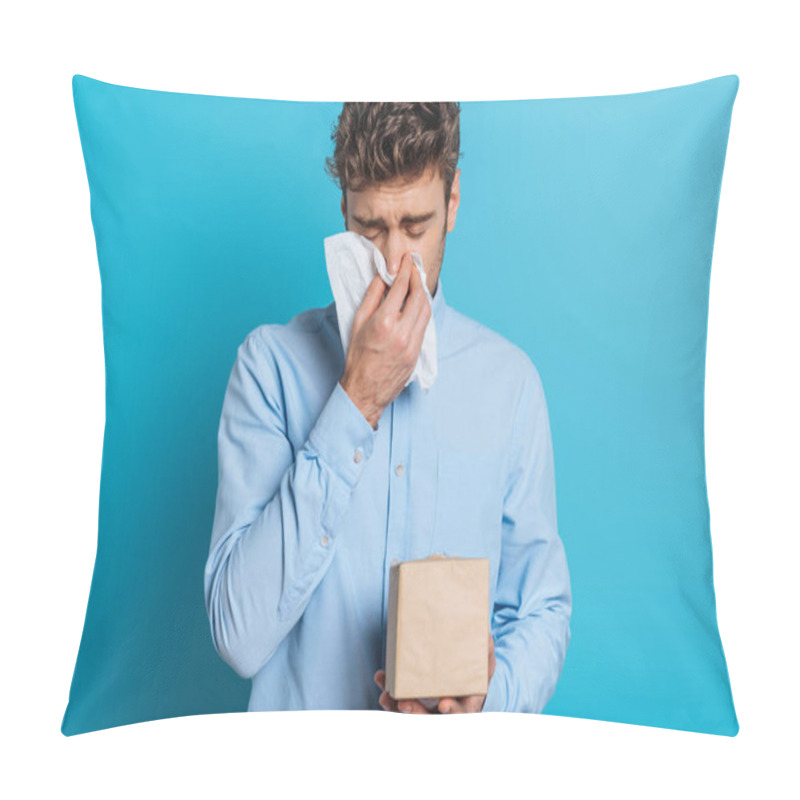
top-left (323, 231), bottom-right (438, 392)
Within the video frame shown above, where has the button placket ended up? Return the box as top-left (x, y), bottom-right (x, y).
top-left (380, 396), bottom-right (412, 665)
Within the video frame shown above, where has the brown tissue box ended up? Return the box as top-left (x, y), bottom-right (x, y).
top-left (385, 554), bottom-right (490, 703)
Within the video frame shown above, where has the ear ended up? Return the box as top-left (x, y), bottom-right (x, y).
top-left (446, 169), bottom-right (461, 233)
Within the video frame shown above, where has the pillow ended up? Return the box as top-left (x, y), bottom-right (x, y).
top-left (62, 74), bottom-right (739, 736)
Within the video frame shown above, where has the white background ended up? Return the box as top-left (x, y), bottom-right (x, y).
top-left (2, 1), bottom-right (798, 796)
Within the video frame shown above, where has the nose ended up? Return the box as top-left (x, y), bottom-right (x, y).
top-left (384, 233), bottom-right (406, 277)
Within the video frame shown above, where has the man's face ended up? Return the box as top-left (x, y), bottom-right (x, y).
top-left (341, 165), bottom-right (461, 297)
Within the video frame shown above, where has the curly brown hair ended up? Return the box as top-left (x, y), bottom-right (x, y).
top-left (324, 102), bottom-right (462, 211)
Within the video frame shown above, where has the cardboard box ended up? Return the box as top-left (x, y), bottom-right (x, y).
top-left (385, 554), bottom-right (490, 703)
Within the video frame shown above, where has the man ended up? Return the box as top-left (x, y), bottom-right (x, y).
top-left (204, 102), bottom-right (571, 714)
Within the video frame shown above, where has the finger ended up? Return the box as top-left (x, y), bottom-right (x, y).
top-left (354, 273), bottom-right (389, 334)
top-left (381, 253), bottom-right (413, 316)
top-left (374, 669), bottom-right (434, 713)
top-left (459, 694), bottom-right (486, 713)
top-left (374, 674), bottom-right (410, 713)
top-left (396, 698), bottom-right (433, 714)
top-left (375, 671), bottom-right (394, 711)
top-left (378, 690), bottom-right (400, 712)
top-left (397, 266), bottom-right (432, 363)
top-left (445, 694), bottom-right (487, 713)
top-left (438, 697), bottom-right (466, 714)
top-left (379, 690), bottom-right (423, 714)
top-left (398, 260), bottom-right (430, 330)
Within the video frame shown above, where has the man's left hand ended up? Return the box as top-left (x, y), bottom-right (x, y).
top-left (374, 632), bottom-right (496, 714)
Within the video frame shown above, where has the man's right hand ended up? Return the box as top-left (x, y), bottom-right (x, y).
top-left (339, 252), bottom-right (432, 429)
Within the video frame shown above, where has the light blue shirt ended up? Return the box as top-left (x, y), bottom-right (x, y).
top-left (204, 277), bottom-right (571, 713)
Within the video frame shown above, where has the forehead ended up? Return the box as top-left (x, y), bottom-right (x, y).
top-left (347, 167), bottom-right (444, 217)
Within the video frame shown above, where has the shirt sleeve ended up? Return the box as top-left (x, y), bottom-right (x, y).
top-left (481, 358), bottom-right (572, 713)
top-left (204, 328), bottom-right (378, 679)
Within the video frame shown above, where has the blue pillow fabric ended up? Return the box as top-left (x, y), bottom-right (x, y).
top-left (62, 74), bottom-right (739, 736)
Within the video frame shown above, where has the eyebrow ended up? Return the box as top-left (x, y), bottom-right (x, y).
top-left (352, 211), bottom-right (436, 227)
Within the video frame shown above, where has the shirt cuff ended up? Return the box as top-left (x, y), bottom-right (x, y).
top-left (307, 380), bottom-right (378, 492)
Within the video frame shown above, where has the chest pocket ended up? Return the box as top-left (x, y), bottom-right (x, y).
top-left (432, 445), bottom-right (505, 558)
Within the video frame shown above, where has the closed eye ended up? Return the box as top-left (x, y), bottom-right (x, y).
top-left (363, 230), bottom-right (425, 240)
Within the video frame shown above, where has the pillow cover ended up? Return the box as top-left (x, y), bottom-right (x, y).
top-left (62, 74), bottom-right (739, 736)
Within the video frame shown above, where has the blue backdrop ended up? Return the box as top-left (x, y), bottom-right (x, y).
top-left (62, 74), bottom-right (739, 736)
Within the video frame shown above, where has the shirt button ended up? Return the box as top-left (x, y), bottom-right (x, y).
top-left (390, 558), bottom-right (399, 566)
top-left (354, 448), bottom-right (363, 463)
top-left (320, 535), bottom-right (330, 546)
top-left (395, 464), bottom-right (404, 476)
